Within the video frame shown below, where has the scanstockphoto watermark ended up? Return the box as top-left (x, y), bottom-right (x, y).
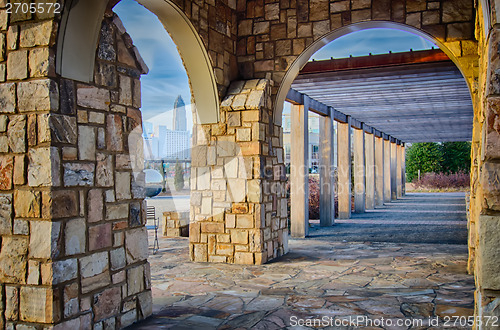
top-left (289, 315), bottom-right (500, 328)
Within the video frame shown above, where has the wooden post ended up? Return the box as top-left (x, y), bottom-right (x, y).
top-left (353, 128), bottom-right (365, 213)
top-left (391, 141), bottom-right (397, 200)
top-left (402, 144), bottom-right (406, 196)
top-left (319, 114), bottom-right (335, 226)
top-left (397, 143), bottom-right (402, 198)
top-left (375, 135), bottom-right (384, 206)
top-left (383, 138), bottom-right (391, 202)
top-left (365, 132), bottom-right (375, 209)
top-left (291, 101), bottom-right (309, 237)
top-left (337, 117), bottom-right (351, 219)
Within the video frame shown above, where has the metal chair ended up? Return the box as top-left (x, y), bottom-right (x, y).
top-left (146, 206), bottom-right (160, 254)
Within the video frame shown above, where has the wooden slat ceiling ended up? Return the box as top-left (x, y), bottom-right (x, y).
top-left (291, 49), bottom-right (473, 143)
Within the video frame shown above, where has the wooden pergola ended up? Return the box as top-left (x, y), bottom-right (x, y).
top-left (286, 49), bottom-right (473, 237)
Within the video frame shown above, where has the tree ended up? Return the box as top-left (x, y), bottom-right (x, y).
top-left (405, 142), bottom-right (443, 182)
top-left (405, 142), bottom-right (471, 182)
top-left (441, 142), bottom-right (471, 174)
top-left (174, 160), bottom-right (184, 191)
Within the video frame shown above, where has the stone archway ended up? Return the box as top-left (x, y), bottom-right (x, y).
top-left (274, 20), bottom-right (477, 120)
top-left (57, 0), bottom-right (220, 124)
top-left (1, 0), bottom-right (499, 328)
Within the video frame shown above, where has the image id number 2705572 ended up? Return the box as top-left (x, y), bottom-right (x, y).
top-left (6, 2), bottom-right (61, 14)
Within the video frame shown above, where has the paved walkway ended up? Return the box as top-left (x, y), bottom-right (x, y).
top-left (310, 193), bottom-right (468, 245)
top-left (129, 193), bottom-right (473, 329)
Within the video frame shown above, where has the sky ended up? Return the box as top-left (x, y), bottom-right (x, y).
top-left (114, 1), bottom-right (436, 121)
top-left (114, 1), bottom-right (193, 130)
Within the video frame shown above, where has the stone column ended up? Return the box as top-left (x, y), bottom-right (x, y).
top-left (383, 138), bottom-right (392, 202)
top-left (0, 14), bottom-right (155, 329)
top-left (374, 135), bottom-right (384, 206)
top-left (472, 23), bottom-right (500, 321)
top-left (353, 128), bottom-right (365, 213)
top-left (319, 115), bottom-right (334, 227)
top-left (190, 79), bottom-right (288, 264)
top-left (396, 143), bottom-right (403, 198)
top-left (290, 100), bottom-right (309, 237)
top-left (390, 141), bottom-right (397, 200)
top-left (337, 118), bottom-right (351, 219)
top-left (365, 132), bottom-right (375, 209)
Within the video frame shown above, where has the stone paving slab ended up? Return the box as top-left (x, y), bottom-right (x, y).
top-left (127, 236), bottom-right (473, 329)
top-left (128, 192), bottom-right (473, 329)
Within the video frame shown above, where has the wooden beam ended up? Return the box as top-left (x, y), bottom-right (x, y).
top-left (285, 88), bottom-right (303, 105)
top-left (307, 96), bottom-right (329, 117)
top-left (300, 49), bottom-right (451, 74)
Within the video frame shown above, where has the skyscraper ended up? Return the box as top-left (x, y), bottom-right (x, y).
top-left (173, 95), bottom-right (187, 131)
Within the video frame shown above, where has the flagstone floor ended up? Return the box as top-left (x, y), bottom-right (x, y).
top-left (129, 193), bottom-right (473, 329)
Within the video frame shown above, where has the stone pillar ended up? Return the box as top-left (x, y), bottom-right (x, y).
top-left (337, 118), bottom-right (351, 219)
top-left (472, 22), bottom-right (500, 322)
top-left (0, 14), bottom-right (153, 329)
top-left (365, 132), bottom-right (375, 209)
top-left (390, 141), bottom-right (397, 200)
top-left (374, 136), bottom-right (384, 206)
top-left (396, 143), bottom-right (403, 198)
top-left (290, 100), bottom-right (309, 237)
top-left (319, 115), bottom-right (334, 227)
top-left (190, 79), bottom-right (288, 264)
top-left (383, 138), bottom-right (391, 202)
top-left (353, 128), bottom-right (365, 213)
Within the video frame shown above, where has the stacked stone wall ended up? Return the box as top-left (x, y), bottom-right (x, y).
top-left (234, 0), bottom-right (478, 115)
top-left (190, 79), bottom-right (288, 264)
top-left (469, 1), bottom-right (500, 326)
top-left (0, 9), bottom-right (152, 328)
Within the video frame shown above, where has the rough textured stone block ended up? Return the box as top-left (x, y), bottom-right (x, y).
top-left (93, 287), bottom-right (121, 322)
top-left (19, 286), bottom-right (59, 323)
top-left (115, 171), bottom-right (131, 200)
top-left (29, 47), bottom-right (53, 77)
top-left (0, 193), bottom-right (12, 234)
top-left (14, 190), bottom-right (40, 218)
top-left (18, 79), bottom-right (59, 112)
top-left (127, 265), bottom-right (144, 295)
top-left (42, 190), bottom-right (78, 219)
top-left (78, 126), bottom-right (96, 160)
top-left (63, 162), bottom-right (95, 187)
top-left (234, 252), bottom-right (254, 264)
top-left (106, 114), bottom-right (123, 151)
top-left (106, 203), bottom-right (128, 220)
top-left (49, 259), bottom-right (78, 284)
top-left (29, 221), bottom-right (61, 259)
top-left (0, 236), bottom-right (28, 283)
top-left (5, 286), bottom-right (19, 320)
top-left (79, 252), bottom-right (109, 279)
top-left (0, 155), bottom-right (13, 190)
top-left (125, 227), bottom-right (148, 264)
top-left (477, 215), bottom-right (500, 290)
top-left (89, 223), bottom-right (112, 251)
top-left (88, 189), bottom-right (103, 223)
top-left (28, 147), bottom-right (61, 187)
top-left (65, 218), bottom-right (86, 255)
top-left (19, 21), bottom-right (53, 47)
top-left (7, 49), bottom-right (28, 80)
top-left (13, 155), bottom-right (25, 185)
top-left (77, 85), bottom-right (110, 111)
top-left (7, 115), bottom-right (26, 153)
top-left (96, 153), bottom-right (113, 187)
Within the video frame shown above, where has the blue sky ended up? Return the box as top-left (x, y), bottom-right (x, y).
top-left (114, 1), bottom-right (436, 121)
top-left (311, 28), bottom-right (435, 60)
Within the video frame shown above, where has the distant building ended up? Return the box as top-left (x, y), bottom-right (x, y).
top-left (173, 95), bottom-right (187, 131)
top-left (282, 112), bottom-right (337, 170)
top-left (143, 95), bottom-right (191, 160)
